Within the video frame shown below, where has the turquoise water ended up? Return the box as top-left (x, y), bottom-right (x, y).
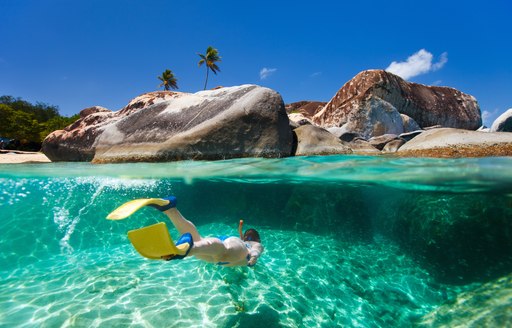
top-left (1, 155), bottom-right (511, 327)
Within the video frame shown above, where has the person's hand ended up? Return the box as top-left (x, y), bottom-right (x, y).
top-left (248, 256), bottom-right (257, 267)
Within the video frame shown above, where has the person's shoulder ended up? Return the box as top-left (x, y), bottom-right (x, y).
top-left (249, 241), bottom-right (264, 252)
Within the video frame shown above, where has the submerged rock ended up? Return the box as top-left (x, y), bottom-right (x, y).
top-left (43, 86), bottom-right (293, 162)
top-left (313, 70), bottom-right (481, 139)
top-left (418, 273), bottom-right (512, 327)
top-left (382, 192), bottom-right (512, 284)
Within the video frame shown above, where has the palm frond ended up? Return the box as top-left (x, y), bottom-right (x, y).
top-left (157, 69), bottom-right (178, 90)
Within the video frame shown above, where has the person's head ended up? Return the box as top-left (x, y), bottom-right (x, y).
top-left (243, 228), bottom-right (261, 243)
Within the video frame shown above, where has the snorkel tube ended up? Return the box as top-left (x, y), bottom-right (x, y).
top-left (238, 219), bottom-right (244, 239)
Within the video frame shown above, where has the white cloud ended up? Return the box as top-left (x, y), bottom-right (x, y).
top-left (386, 49), bottom-right (448, 80)
top-left (259, 67), bottom-right (277, 80)
top-left (310, 72), bottom-right (322, 78)
top-left (482, 108), bottom-right (503, 127)
top-left (482, 110), bottom-right (493, 123)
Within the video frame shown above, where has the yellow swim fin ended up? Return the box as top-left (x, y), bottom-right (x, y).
top-left (106, 198), bottom-right (170, 220)
top-left (127, 222), bottom-right (189, 260)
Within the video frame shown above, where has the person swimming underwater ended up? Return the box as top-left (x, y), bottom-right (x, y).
top-left (151, 196), bottom-right (264, 267)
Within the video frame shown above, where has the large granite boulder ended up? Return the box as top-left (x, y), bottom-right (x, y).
top-left (397, 128), bottom-right (512, 157)
top-left (43, 85), bottom-right (292, 163)
top-left (490, 108), bottom-right (512, 132)
top-left (313, 70), bottom-right (481, 139)
top-left (400, 114), bottom-right (421, 132)
top-left (285, 101), bottom-right (326, 117)
top-left (292, 125), bottom-right (352, 156)
top-left (42, 92), bottom-right (180, 161)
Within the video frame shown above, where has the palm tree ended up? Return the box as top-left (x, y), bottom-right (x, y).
top-left (158, 69), bottom-right (178, 90)
top-left (198, 46), bottom-right (221, 90)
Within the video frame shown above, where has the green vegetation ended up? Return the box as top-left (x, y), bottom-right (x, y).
top-left (157, 69), bottom-right (179, 90)
top-left (198, 46), bottom-right (221, 90)
top-left (0, 96), bottom-right (79, 151)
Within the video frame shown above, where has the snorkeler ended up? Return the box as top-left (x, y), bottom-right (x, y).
top-left (148, 196), bottom-right (264, 267)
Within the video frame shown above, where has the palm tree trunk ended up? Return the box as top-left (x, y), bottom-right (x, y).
top-left (203, 67), bottom-right (209, 90)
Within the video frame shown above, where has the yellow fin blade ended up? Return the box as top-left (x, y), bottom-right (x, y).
top-left (106, 198), bottom-right (169, 220)
top-left (128, 222), bottom-right (186, 260)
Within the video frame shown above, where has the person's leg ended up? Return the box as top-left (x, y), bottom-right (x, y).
top-left (163, 208), bottom-right (202, 241)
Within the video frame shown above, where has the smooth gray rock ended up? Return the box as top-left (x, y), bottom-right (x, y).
top-left (43, 86), bottom-right (293, 162)
top-left (382, 139), bottom-right (406, 152)
top-left (288, 113), bottom-right (313, 127)
top-left (400, 114), bottom-right (421, 132)
top-left (345, 139), bottom-right (381, 154)
top-left (397, 128), bottom-right (512, 157)
top-left (399, 130), bottom-right (424, 142)
top-left (398, 128), bottom-right (512, 151)
top-left (42, 91), bottom-right (178, 161)
top-left (93, 85), bottom-right (292, 163)
top-left (368, 134), bottom-right (399, 150)
top-left (490, 108), bottom-right (512, 132)
top-left (293, 125), bottom-right (352, 156)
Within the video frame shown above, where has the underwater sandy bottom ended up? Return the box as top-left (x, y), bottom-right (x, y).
top-left (0, 223), bottom-right (463, 328)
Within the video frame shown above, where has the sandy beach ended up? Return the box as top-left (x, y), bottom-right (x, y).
top-left (0, 151), bottom-right (51, 164)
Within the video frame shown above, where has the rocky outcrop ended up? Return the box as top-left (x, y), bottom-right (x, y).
top-left (400, 114), bottom-right (421, 132)
top-left (417, 273), bottom-right (512, 326)
top-left (288, 113), bottom-right (313, 127)
top-left (285, 101), bottom-right (326, 117)
top-left (292, 125), bottom-right (352, 156)
top-left (491, 108), bottom-right (512, 132)
top-left (397, 128), bottom-right (512, 157)
top-left (313, 70), bottom-right (481, 139)
top-left (42, 106), bottom-right (117, 161)
top-left (42, 71), bottom-right (509, 162)
top-left (43, 85), bottom-right (293, 162)
top-left (379, 190), bottom-right (512, 284)
top-left (42, 92), bottom-right (180, 161)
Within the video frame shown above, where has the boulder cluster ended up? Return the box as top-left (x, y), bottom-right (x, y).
top-left (42, 70), bottom-right (512, 162)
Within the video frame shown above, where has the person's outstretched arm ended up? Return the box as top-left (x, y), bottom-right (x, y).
top-left (247, 242), bottom-right (264, 266)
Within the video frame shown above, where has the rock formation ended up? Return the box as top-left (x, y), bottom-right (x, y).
top-left (42, 92), bottom-right (179, 161)
top-left (397, 128), bottom-right (512, 157)
top-left (43, 86), bottom-right (293, 162)
top-left (313, 70), bottom-right (482, 139)
top-left (418, 273), bottom-right (512, 326)
top-left (292, 125), bottom-right (352, 156)
top-left (491, 108), bottom-right (512, 132)
top-left (285, 101), bottom-right (326, 117)
top-left (43, 72), bottom-right (512, 162)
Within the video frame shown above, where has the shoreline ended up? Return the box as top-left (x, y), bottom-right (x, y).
top-left (0, 150), bottom-right (51, 164)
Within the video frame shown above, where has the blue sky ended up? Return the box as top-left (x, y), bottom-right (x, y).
top-left (1, 0), bottom-right (510, 127)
